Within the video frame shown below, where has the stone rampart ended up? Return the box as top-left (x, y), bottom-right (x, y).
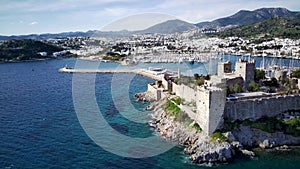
top-left (172, 82), bottom-right (197, 103)
top-left (224, 94), bottom-right (300, 121)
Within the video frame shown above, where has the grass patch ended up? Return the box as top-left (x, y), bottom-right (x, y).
top-left (211, 131), bottom-right (227, 143)
top-left (193, 123), bottom-right (202, 132)
top-left (171, 97), bottom-right (182, 105)
top-left (164, 99), bottom-right (183, 122)
top-left (237, 116), bottom-right (300, 137)
top-left (184, 116), bottom-right (193, 127)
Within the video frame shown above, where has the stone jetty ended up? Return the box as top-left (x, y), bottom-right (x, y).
top-left (58, 67), bottom-right (162, 80)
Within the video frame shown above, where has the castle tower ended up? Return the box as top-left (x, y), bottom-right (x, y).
top-left (235, 59), bottom-right (255, 89)
top-left (217, 61), bottom-right (232, 77)
top-left (196, 87), bottom-right (226, 135)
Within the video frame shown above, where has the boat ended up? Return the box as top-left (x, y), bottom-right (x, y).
top-left (64, 65), bottom-right (72, 69)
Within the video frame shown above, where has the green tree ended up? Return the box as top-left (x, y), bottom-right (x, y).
top-left (248, 81), bottom-right (260, 92)
top-left (265, 77), bottom-right (279, 88)
top-left (255, 69), bottom-right (265, 82)
top-left (194, 73), bottom-right (200, 80)
top-left (233, 83), bottom-right (242, 93)
top-left (196, 77), bottom-right (205, 86)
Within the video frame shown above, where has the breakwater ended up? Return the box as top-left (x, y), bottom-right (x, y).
top-left (58, 67), bottom-right (162, 80)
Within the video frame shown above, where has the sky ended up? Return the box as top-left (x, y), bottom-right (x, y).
top-left (0, 0), bottom-right (300, 35)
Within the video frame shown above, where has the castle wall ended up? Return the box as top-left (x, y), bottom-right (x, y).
top-left (172, 82), bottom-right (196, 102)
top-left (224, 95), bottom-right (300, 121)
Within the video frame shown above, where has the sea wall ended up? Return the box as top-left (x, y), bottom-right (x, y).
top-left (224, 94), bottom-right (300, 121)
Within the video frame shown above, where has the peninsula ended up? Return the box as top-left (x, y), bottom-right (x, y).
top-left (60, 59), bottom-right (300, 164)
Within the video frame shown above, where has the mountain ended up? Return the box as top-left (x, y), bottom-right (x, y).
top-left (139, 19), bottom-right (197, 34)
top-left (1, 8), bottom-right (299, 40)
top-left (0, 30), bottom-right (133, 41)
top-left (215, 17), bottom-right (300, 39)
top-left (196, 7), bottom-right (300, 29)
top-left (0, 19), bottom-right (195, 40)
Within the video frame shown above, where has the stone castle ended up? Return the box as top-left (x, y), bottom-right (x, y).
top-left (147, 59), bottom-right (300, 136)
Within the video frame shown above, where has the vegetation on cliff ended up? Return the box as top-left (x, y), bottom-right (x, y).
top-left (0, 39), bottom-right (74, 62)
top-left (224, 116), bottom-right (300, 137)
top-left (211, 131), bottom-right (228, 143)
top-left (212, 17), bottom-right (300, 40)
top-left (164, 98), bottom-right (202, 132)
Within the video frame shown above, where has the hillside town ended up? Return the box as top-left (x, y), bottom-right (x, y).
top-left (48, 29), bottom-right (300, 64)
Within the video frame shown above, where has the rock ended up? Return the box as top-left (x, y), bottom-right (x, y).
top-left (241, 149), bottom-right (255, 157)
top-left (145, 105), bottom-right (154, 110)
top-left (224, 132), bottom-right (236, 142)
top-left (259, 140), bottom-right (269, 149)
top-left (231, 141), bottom-right (243, 149)
top-left (135, 92), bottom-right (155, 102)
top-left (259, 139), bottom-right (275, 149)
top-left (275, 145), bottom-right (290, 151)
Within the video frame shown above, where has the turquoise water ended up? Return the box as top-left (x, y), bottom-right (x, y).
top-left (0, 58), bottom-right (300, 168)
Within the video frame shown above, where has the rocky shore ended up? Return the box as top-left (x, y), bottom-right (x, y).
top-left (135, 92), bottom-right (299, 164)
top-left (135, 92), bottom-right (156, 102)
top-left (147, 101), bottom-right (250, 164)
top-left (232, 125), bottom-right (300, 149)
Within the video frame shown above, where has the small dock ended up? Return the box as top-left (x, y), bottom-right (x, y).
top-left (58, 67), bottom-right (162, 80)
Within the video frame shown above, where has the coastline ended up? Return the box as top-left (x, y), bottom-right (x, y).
top-left (146, 99), bottom-right (246, 164)
top-left (0, 58), bottom-right (53, 64)
top-left (141, 92), bottom-right (300, 164)
top-left (56, 59), bottom-right (300, 164)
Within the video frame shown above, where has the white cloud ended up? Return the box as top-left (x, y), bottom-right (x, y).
top-left (101, 13), bottom-right (177, 31)
top-left (0, 0), bottom-right (299, 35)
top-left (29, 21), bottom-right (38, 25)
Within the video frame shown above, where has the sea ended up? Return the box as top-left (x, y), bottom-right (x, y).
top-left (1, 56), bottom-right (300, 169)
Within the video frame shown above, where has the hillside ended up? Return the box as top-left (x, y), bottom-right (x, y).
top-left (196, 7), bottom-right (300, 29)
top-left (139, 19), bottom-right (197, 34)
top-left (0, 39), bottom-right (68, 62)
top-left (214, 17), bottom-right (300, 39)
